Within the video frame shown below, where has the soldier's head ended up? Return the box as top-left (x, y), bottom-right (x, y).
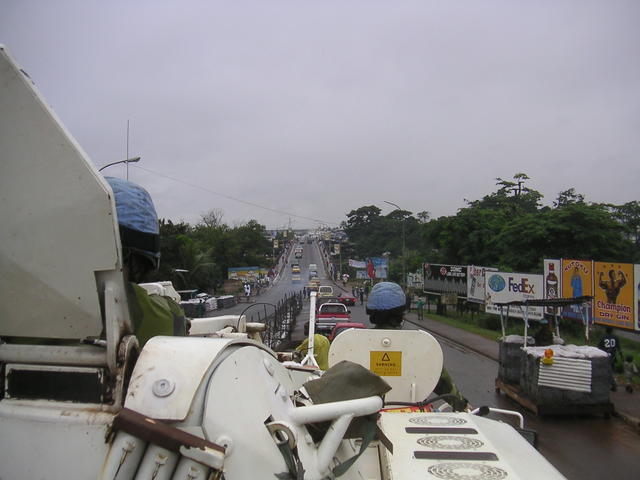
top-left (106, 176), bottom-right (160, 283)
top-left (366, 282), bottom-right (407, 329)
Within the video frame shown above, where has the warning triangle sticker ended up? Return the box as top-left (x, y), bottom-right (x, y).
top-left (381, 353), bottom-right (391, 362)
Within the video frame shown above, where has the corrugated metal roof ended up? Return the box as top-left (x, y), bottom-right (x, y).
top-left (537, 357), bottom-right (592, 392)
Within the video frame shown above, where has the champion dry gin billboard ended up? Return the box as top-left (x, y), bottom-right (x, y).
top-left (484, 271), bottom-right (544, 320)
top-left (594, 262), bottom-right (635, 330)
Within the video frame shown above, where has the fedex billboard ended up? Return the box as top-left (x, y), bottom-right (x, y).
top-left (484, 271), bottom-right (544, 320)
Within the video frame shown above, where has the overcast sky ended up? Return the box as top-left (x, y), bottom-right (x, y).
top-left (3, 0), bottom-right (639, 229)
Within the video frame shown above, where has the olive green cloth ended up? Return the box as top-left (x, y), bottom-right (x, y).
top-left (303, 360), bottom-right (391, 404)
top-left (126, 283), bottom-right (187, 348)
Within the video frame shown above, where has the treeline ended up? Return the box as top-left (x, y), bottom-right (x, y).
top-left (146, 210), bottom-right (283, 293)
top-left (341, 174), bottom-right (639, 280)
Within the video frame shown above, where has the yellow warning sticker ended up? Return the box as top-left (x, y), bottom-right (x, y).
top-left (370, 351), bottom-right (402, 376)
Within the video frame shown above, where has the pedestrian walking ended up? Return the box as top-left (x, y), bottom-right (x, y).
top-left (358, 287), bottom-right (364, 305)
top-left (416, 297), bottom-right (425, 321)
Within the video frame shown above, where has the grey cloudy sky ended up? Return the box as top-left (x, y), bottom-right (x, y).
top-left (3, 0), bottom-right (639, 229)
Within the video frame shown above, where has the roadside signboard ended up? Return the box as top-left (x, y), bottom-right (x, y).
top-left (484, 271), bottom-right (544, 320)
top-left (543, 259), bottom-right (561, 315)
top-left (560, 259), bottom-right (593, 320)
top-left (367, 257), bottom-right (388, 279)
top-left (423, 264), bottom-right (467, 295)
top-left (356, 270), bottom-right (368, 279)
top-left (467, 265), bottom-right (496, 303)
top-left (593, 261), bottom-right (635, 330)
top-left (349, 259), bottom-right (367, 268)
top-left (228, 266), bottom-right (268, 281)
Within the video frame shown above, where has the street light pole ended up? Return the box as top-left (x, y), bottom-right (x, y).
top-left (384, 200), bottom-right (405, 288)
top-left (98, 156), bottom-right (141, 175)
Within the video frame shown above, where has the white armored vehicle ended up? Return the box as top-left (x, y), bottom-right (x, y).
top-left (0, 46), bottom-right (565, 479)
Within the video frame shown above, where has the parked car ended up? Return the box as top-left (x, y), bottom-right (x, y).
top-left (328, 322), bottom-right (366, 342)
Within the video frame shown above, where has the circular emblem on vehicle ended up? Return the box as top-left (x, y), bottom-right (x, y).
top-left (427, 463), bottom-right (508, 480)
top-left (409, 416), bottom-right (467, 426)
top-left (417, 436), bottom-right (484, 450)
top-left (488, 274), bottom-right (506, 292)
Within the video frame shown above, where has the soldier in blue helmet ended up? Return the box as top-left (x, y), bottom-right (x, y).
top-left (106, 177), bottom-right (187, 348)
top-left (366, 282), bottom-right (410, 329)
top-left (366, 282), bottom-right (468, 411)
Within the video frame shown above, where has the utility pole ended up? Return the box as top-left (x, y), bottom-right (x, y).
top-left (384, 201), bottom-right (406, 288)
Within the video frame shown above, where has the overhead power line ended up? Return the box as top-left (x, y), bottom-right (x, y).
top-left (132, 165), bottom-right (338, 226)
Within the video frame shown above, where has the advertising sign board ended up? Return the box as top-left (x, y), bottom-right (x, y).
top-left (423, 264), bottom-right (467, 295)
top-left (559, 259), bottom-right (593, 320)
top-left (593, 262), bottom-right (634, 330)
top-left (349, 259), bottom-right (367, 269)
top-left (467, 265), bottom-right (496, 303)
top-left (543, 259), bottom-right (561, 315)
top-left (366, 257), bottom-right (388, 279)
top-left (228, 266), bottom-right (268, 281)
top-left (484, 271), bottom-right (544, 320)
top-left (356, 270), bottom-right (368, 279)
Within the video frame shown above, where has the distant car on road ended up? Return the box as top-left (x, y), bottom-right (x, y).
top-left (292, 274), bottom-right (301, 283)
top-left (336, 292), bottom-right (356, 306)
top-left (304, 302), bottom-right (351, 335)
top-left (292, 265), bottom-right (301, 274)
top-left (318, 285), bottom-right (334, 297)
top-left (328, 322), bottom-right (366, 342)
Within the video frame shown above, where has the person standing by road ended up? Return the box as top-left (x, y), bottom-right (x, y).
top-left (599, 326), bottom-right (622, 391)
top-left (358, 287), bottom-right (364, 305)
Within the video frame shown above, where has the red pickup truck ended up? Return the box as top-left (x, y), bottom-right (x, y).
top-left (304, 302), bottom-right (351, 335)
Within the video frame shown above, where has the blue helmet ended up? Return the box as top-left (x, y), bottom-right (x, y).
top-left (367, 282), bottom-right (406, 311)
top-left (105, 177), bottom-right (160, 268)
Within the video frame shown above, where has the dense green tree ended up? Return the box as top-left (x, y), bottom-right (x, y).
top-left (342, 175), bottom-right (637, 277)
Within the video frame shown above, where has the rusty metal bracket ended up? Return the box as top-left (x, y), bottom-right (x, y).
top-left (112, 408), bottom-right (225, 469)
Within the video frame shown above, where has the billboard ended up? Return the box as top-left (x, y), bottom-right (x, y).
top-left (367, 257), bottom-right (388, 279)
top-left (423, 264), bottom-right (467, 295)
top-left (484, 271), bottom-right (544, 320)
top-left (593, 262), bottom-right (634, 330)
top-left (356, 269), bottom-right (369, 279)
top-left (558, 259), bottom-right (593, 320)
top-left (349, 259), bottom-right (367, 269)
top-left (467, 265), bottom-right (496, 303)
top-left (228, 266), bottom-right (268, 281)
top-left (543, 259), bottom-right (561, 315)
